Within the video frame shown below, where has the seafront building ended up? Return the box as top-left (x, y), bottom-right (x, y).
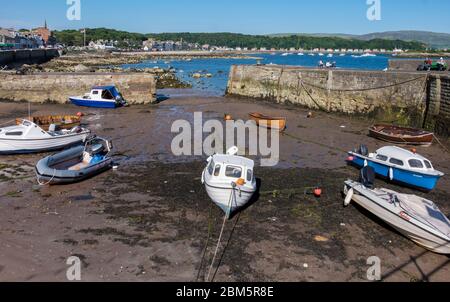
top-left (0, 21), bottom-right (55, 50)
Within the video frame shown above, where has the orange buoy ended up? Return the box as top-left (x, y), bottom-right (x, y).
top-left (307, 112), bottom-right (313, 118)
top-left (76, 112), bottom-right (84, 117)
top-left (347, 156), bottom-right (355, 162)
top-left (224, 114), bottom-right (233, 121)
top-left (313, 188), bottom-right (322, 198)
top-left (236, 178), bottom-right (246, 186)
top-left (411, 148), bottom-right (417, 154)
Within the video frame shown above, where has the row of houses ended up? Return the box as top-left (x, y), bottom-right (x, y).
top-left (0, 22), bottom-right (56, 50)
top-left (138, 39), bottom-right (403, 53)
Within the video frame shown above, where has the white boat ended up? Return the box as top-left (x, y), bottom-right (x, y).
top-left (327, 53), bottom-right (333, 58)
top-left (202, 147), bottom-right (257, 218)
top-left (344, 176), bottom-right (450, 254)
top-left (308, 53), bottom-right (315, 56)
top-left (339, 53), bottom-right (346, 56)
top-left (0, 119), bottom-right (90, 154)
top-left (318, 53), bottom-right (324, 56)
top-left (281, 53), bottom-right (289, 56)
top-left (361, 53), bottom-right (376, 57)
top-left (297, 53), bottom-right (304, 56)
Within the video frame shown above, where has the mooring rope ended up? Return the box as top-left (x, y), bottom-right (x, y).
top-left (196, 203), bottom-right (214, 282)
top-left (36, 168), bottom-right (57, 186)
top-left (206, 186), bottom-right (235, 282)
top-left (433, 134), bottom-right (450, 153)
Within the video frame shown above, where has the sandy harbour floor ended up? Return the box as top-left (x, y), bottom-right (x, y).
top-left (0, 89), bottom-right (449, 282)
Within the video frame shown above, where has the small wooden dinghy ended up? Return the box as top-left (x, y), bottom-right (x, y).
top-left (369, 124), bottom-right (434, 146)
top-left (35, 137), bottom-right (113, 185)
top-left (249, 112), bottom-right (287, 131)
top-left (16, 115), bottom-right (82, 131)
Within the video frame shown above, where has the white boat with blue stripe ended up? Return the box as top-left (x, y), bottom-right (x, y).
top-left (69, 85), bottom-right (127, 108)
top-left (347, 145), bottom-right (444, 191)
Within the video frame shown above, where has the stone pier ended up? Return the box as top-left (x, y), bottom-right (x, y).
top-left (226, 65), bottom-right (449, 136)
top-left (0, 72), bottom-right (157, 104)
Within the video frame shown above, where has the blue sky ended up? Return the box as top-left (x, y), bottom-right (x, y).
top-left (1, 0), bottom-right (449, 34)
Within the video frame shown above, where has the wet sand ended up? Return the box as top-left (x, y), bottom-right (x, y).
top-left (0, 90), bottom-right (449, 282)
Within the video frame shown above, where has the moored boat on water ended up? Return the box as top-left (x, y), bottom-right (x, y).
top-left (0, 119), bottom-right (90, 154)
top-left (15, 114), bottom-right (82, 131)
top-left (35, 136), bottom-right (113, 185)
top-left (202, 147), bottom-right (257, 218)
top-left (69, 85), bottom-right (128, 109)
top-left (347, 145), bottom-right (444, 191)
top-left (248, 112), bottom-right (287, 132)
top-left (343, 169), bottom-right (450, 255)
top-left (369, 124), bottom-right (434, 146)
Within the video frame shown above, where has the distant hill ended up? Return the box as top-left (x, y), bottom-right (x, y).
top-left (269, 31), bottom-right (450, 49)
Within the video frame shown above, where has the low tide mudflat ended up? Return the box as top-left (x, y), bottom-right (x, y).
top-left (0, 91), bottom-right (449, 282)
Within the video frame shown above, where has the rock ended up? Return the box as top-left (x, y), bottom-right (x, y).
top-left (73, 64), bottom-right (92, 72)
top-left (192, 73), bottom-right (202, 79)
top-left (205, 73), bottom-right (213, 78)
top-left (314, 235), bottom-right (329, 242)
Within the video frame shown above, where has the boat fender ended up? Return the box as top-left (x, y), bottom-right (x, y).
top-left (226, 146), bottom-right (239, 156)
top-left (364, 159), bottom-right (368, 167)
top-left (389, 167), bottom-right (394, 181)
top-left (344, 188), bottom-right (354, 207)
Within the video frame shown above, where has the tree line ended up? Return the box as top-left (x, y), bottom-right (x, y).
top-left (53, 28), bottom-right (426, 50)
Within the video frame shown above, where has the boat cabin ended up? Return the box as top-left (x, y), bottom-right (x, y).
top-left (206, 154), bottom-right (255, 184)
top-left (370, 146), bottom-right (437, 173)
top-left (84, 85), bottom-right (121, 101)
top-left (0, 120), bottom-right (51, 139)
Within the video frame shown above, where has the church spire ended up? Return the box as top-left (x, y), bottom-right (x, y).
top-left (44, 20), bottom-right (47, 29)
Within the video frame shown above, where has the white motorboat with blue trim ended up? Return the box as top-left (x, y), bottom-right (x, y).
top-left (348, 145), bottom-right (444, 191)
top-left (202, 147), bottom-right (257, 218)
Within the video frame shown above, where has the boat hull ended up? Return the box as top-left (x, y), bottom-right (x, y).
top-left (249, 113), bottom-right (287, 132)
top-left (70, 97), bottom-right (117, 109)
top-left (345, 182), bottom-right (450, 254)
top-left (369, 124), bottom-right (434, 146)
top-left (0, 131), bottom-right (90, 154)
top-left (349, 154), bottom-right (441, 191)
top-left (205, 182), bottom-right (255, 217)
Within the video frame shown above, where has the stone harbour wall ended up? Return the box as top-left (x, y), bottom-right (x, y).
top-left (0, 49), bottom-right (60, 66)
top-left (0, 72), bottom-right (157, 104)
top-left (226, 65), bottom-right (429, 126)
top-left (424, 75), bottom-right (450, 136)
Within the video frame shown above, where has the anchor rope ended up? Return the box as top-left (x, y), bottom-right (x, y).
top-left (206, 186), bottom-right (235, 282)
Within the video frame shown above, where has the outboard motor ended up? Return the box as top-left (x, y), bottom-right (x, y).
top-left (358, 144), bottom-right (369, 156)
top-left (359, 166), bottom-right (375, 189)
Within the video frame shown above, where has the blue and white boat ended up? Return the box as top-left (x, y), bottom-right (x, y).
top-left (347, 146), bottom-right (444, 191)
top-left (69, 85), bottom-right (127, 109)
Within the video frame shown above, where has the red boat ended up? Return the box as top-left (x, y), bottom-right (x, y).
top-left (369, 124), bottom-right (434, 146)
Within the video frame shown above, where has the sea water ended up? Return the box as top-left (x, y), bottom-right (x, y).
top-left (123, 53), bottom-right (394, 96)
